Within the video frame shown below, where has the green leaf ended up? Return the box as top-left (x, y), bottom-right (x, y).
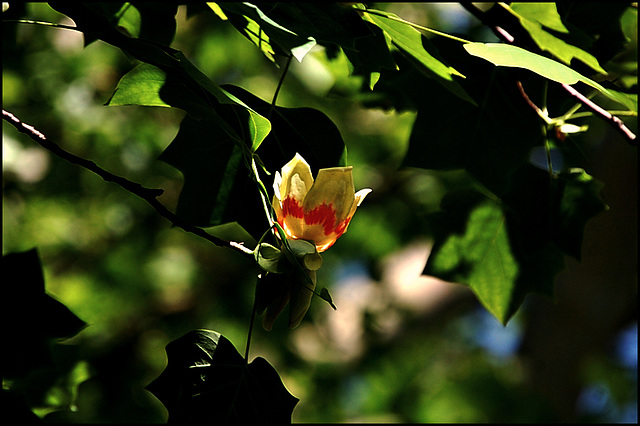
top-left (108, 3), bottom-right (141, 38)
top-left (255, 243), bottom-right (288, 274)
top-left (424, 163), bottom-right (608, 324)
top-left (511, 2), bottom-right (569, 34)
top-left (107, 61), bottom-right (272, 151)
top-left (320, 287), bottom-right (337, 310)
top-left (509, 2), bottom-right (607, 75)
top-left (394, 49), bottom-right (541, 196)
top-left (219, 2), bottom-right (316, 62)
top-left (425, 196), bottom-right (518, 323)
top-left (159, 85), bottom-right (347, 240)
top-left (106, 63), bottom-right (211, 114)
top-left (341, 20), bottom-right (398, 86)
top-left (554, 168), bottom-right (608, 260)
top-left (158, 115), bottom-right (263, 235)
top-left (82, 3), bottom-right (178, 46)
top-left (222, 85), bottom-right (348, 170)
top-left (464, 43), bottom-right (636, 111)
top-left (50, 3), bottom-right (272, 151)
top-left (364, 10), bottom-right (474, 104)
top-left (129, 3), bottom-right (178, 46)
top-left (365, 10), bottom-right (463, 80)
top-left (146, 330), bottom-right (298, 423)
top-left (249, 3), bottom-right (374, 51)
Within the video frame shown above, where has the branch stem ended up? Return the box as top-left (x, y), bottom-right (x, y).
top-left (2, 109), bottom-right (254, 257)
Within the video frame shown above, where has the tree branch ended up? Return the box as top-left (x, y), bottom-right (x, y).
top-left (3, 109), bottom-right (255, 257)
top-left (460, 2), bottom-right (637, 145)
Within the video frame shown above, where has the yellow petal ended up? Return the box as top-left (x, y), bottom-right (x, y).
top-left (303, 167), bottom-right (355, 221)
top-left (273, 153), bottom-right (372, 252)
top-left (278, 153), bottom-right (314, 202)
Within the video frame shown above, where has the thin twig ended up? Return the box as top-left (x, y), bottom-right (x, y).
top-left (269, 54), bottom-right (293, 119)
top-left (516, 81), bottom-right (551, 124)
top-left (561, 83), bottom-right (636, 143)
top-left (3, 109), bottom-right (255, 257)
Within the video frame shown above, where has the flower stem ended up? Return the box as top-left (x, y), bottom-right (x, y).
top-left (269, 54), bottom-right (293, 119)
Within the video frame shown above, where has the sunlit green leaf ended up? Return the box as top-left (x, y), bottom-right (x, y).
top-left (365, 10), bottom-right (463, 80)
top-left (363, 10), bottom-right (474, 104)
top-left (106, 63), bottom-right (211, 114)
top-left (511, 2), bottom-right (569, 33)
top-left (464, 43), bottom-right (636, 111)
top-left (425, 197), bottom-right (518, 323)
top-left (509, 2), bottom-right (607, 75)
top-left (220, 2), bottom-right (316, 62)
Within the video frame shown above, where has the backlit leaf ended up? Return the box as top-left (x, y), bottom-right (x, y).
top-left (464, 43), bottom-right (635, 111)
top-left (509, 2), bottom-right (607, 75)
top-left (365, 10), bottom-right (474, 104)
top-left (425, 196), bottom-right (518, 323)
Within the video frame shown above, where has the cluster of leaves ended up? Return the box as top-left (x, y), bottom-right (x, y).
top-left (3, 2), bottom-right (637, 423)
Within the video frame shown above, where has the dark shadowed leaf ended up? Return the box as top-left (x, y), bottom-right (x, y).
top-left (391, 47), bottom-right (542, 196)
top-left (222, 84), bottom-right (348, 171)
top-left (553, 168), bottom-right (608, 260)
top-left (157, 115), bottom-right (265, 236)
top-left (158, 84), bottom-right (347, 240)
top-left (146, 330), bottom-right (298, 424)
top-left (80, 3), bottom-right (178, 47)
top-left (2, 249), bottom-right (87, 379)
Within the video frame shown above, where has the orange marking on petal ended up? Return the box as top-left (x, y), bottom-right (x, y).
top-left (333, 217), bottom-right (351, 237)
top-left (282, 197), bottom-right (304, 219)
top-left (304, 203), bottom-right (337, 236)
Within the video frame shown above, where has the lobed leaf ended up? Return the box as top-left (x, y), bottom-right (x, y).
top-left (424, 164), bottom-right (607, 324)
top-left (509, 2), bottom-right (607, 75)
top-left (425, 196), bottom-right (518, 323)
top-left (146, 330), bottom-right (298, 423)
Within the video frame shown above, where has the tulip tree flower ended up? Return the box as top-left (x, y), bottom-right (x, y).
top-left (256, 153), bottom-right (370, 330)
top-left (272, 153), bottom-right (372, 252)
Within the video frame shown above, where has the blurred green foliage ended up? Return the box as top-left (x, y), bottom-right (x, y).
top-left (3, 3), bottom-right (637, 423)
